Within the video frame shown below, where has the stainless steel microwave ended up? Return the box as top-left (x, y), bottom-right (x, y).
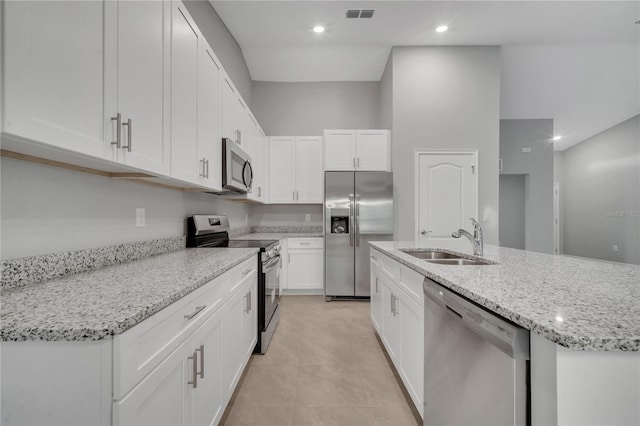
top-left (222, 138), bottom-right (253, 193)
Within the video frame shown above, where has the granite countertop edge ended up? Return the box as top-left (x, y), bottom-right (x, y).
top-left (1, 248), bottom-right (259, 342)
top-left (370, 241), bottom-right (640, 352)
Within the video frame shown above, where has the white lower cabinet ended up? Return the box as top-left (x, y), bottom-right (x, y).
top-left (369, 257), bottom-right (384, 333)
top-left (286, 238), bottom-right (324, 291)
top-left (114, 308), bottom-right (224, 426)
top-left (0, 255), bottom-right (257, 426)
top-left (370, 249), bottom-right (424, 418)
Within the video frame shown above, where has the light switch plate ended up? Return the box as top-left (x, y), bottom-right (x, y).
top-left (305, 214), bottom-right (311, 222)
top-left (522, 147), bottom-right (532, 153)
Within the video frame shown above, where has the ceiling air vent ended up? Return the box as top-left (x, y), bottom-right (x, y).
top-left (360, 10), bottom-right (375, 18)
top-left (346, 9), bottom-right (360, 18)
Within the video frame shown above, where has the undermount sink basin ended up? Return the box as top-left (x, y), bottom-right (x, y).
top-left (399, 249), bottom-right (496, 266)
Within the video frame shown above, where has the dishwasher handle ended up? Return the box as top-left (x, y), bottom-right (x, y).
top-left (424, 278), bottom-right (530, 360)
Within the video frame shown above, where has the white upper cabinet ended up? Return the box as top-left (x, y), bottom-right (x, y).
top-left (295, 137), bottom-right (324, 203)
top-left (245, 114), bottom-right (267, 203)
top-left (268, 137), bottom-right (296, 203)
top-left (198, 43), bottom-right (222, 191)
top-left (268, 136), bottom-right (323, 204)
top-left (324, 129), bottom-right (391, 171)
top-left (2, 1), bottom-right (109, 159)
top-left (323, 130), bottom-right (357, 171)
top-left (170, 2), bottom-right (200, 183)
top-left (220, 74), bottom-right (239, 142)
top-left (106, 0), bottom-right (171, 175)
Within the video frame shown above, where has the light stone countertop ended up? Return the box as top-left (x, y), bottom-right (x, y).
top-left (370, 240), bottom-right (640, 351)
top-left (1, 248), bottom-right (258, 342)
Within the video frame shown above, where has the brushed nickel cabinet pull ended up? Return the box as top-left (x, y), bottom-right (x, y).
top-left (200, 158), bottom-right (206, 178)
top-left (184, 305), bottom-right (206, 320)
top-left (357, 157), bottom-right (360, 168)
top-left (111, 113), bottom-right (121, 147)
top-left (196, 345), bottom-right (204, 379)
top-left (122, 119), bottom-right (132, 152)
top-left (205, 159), bottom-right (209, 178)
top-left (187, 351), bottom-right (198, 388)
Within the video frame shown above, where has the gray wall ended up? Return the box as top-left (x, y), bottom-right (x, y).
top-left (379, 54), bottom-right (393, 130)
top-left (561, 115), bottom-right (640, 264)
top-left (499, 119), bottom-right (555, 254)
top-left (499, 175), bottom-right (526, 250)
top-left (250, 81), bottom-right (380, 136)
top-left (391, 46), bottom-right (501, 243)
top-left (184, 0), bottom-right (252, 104)
top-left (0, 158), bottom-right (249, 259)
top-left (554, 151), bottom-right (565, 254)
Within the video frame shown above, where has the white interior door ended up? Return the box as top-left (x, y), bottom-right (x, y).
top-left (417, 152), bottom-right (477, 244)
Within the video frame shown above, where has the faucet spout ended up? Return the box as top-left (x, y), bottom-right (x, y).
top-left (451, 218), bottom-right (484, 256)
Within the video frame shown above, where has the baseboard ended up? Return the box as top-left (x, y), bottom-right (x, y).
top-left (281, 289), bottom-right (324, 296)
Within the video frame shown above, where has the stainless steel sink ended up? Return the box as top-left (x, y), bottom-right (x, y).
top-left (399, 249), bottom-right (496, 265)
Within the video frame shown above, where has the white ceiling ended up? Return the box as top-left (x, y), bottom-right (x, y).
top-left (211, 1), bottom-right (640, 149)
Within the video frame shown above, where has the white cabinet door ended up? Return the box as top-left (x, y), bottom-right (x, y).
top-left (287, 249), bottom-right (323, 290)
top-left (256, 128), bottom-right (269, 202)
top-left (170, 2), bottom-right (199, 183)
top-left (323, 130), bottom-right (356, 171)
top-left (220, 74), bottom-right (238, 142)
top-left (114, 0), bottom-right (170, 175)
top-left (113, 340), bottom-right (188, 426)
top-left (246, 115), bottom-right (265, 202)
top-left (356, 130), bottom-right (390, 171)
top-left (242, 278), bottom-right (258, 359)
top-left (399, 292), bottom-right (424, 416)
top-left (3, 1), bottom-right (109, 159)
top-left (268, 137), bottom-right (296, 203)
top-left (279, 238), bottom-right (289, 291)
top-left (221, 288), bottom-right (245, 403)
top-left (381, 277), bottom-right (401, 365)
top-left (369, 260), bottom-right (383, 333)
top-left (188, 308), bottom-right (224, 426)
top-left (198, 43), bottom-right (222, 191)
top-left (295, 137), bottom-right (323, 203)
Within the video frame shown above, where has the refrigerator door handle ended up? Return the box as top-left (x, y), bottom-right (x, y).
top-left (349, 194), bottom-right (355, 247)
top-left (355, 194), bottom-right (360, 247)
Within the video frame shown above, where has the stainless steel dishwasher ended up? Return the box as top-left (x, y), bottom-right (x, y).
top-left (423, 278), bottom-right (530, 426)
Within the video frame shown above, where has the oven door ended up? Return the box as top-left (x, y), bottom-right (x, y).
top-left (262, 255), bottom-right (281, 328)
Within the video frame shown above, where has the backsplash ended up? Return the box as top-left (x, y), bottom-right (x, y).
top-left (251, 225), bottom-right (323, 233)
top-left (1, 236), bottom-right (185, 291)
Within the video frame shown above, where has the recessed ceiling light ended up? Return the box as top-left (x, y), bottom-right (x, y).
top-left (553, 135), bottom-right (562, 141)
top-left (313, 25), bottom-right (325, 33)
top-left (436, 25), bottom-right (448, 33)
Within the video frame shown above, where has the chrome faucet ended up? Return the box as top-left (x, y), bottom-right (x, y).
top-left (451, 218), bottom-right (484, 256)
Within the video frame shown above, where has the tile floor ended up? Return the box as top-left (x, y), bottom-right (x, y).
top-left (220, 295), bottom-right (421, 426)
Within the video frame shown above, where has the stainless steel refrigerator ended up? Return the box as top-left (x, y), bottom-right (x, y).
top-left (324, 172), bottom-right (394, 298)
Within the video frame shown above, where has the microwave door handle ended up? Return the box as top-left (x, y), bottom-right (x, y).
top-left (242, 161), bottom-right (253, 191)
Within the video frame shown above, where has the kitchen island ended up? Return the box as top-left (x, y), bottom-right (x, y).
top-left (370, 240), bottom-right (640, 426)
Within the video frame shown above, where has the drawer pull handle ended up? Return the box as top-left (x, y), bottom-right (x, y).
top-left (196, 345), bottom-right (204, 379)
top-left (187, 351), bottom-right (198, 388)
top-left (184, 305), bottom-right (206, 320)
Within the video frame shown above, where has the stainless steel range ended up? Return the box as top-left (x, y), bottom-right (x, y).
top-left (187, 214), bottom-right (281, 354)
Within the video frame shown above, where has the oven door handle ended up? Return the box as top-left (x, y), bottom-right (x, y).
top-left (262, 255), bottom-right (281, 272)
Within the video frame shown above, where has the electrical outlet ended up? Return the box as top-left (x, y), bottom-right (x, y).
top-left (613, 245), bottom-right (619, 252)
top-left (521, 147), bottom-right (532, 153)
top-left (136, 208), bottom-right (145, 227)
top-left (305, 214), bottom-right (311, 222)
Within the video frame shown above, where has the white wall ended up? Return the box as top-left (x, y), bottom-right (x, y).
top-left (559, 115), bottom-right (640, 264)
top-left (391, 46), bottom-right (501, 243)
top-left (379, 54), bottom-right (393, 130)
top-left (184, 0), bottom-right (252, 104)
top-left (0, 158), bottom-right (249, 259)
top-left (251, 81), bottom-right (380, 136)
top-left (501, 44), bottom-right (639, 151)
top-left (499, 175), bottom-right (526, 250)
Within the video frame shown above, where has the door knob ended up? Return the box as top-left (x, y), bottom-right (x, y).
top-left (421, 230), bottom-right (430, 236)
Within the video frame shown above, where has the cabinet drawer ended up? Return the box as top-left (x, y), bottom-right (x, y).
top-left (113, 277), bottom-right (224, 399)
top-left (381, 255), bottom-right (401, 282)
top-left (288, 237), bottom-right (323, 249)
top-left (400, 265), bottom-right (424, 305)
top-left (370, 249), bottom-right (383, 267)
top-left (224, 256), bottom-right (257, 297)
